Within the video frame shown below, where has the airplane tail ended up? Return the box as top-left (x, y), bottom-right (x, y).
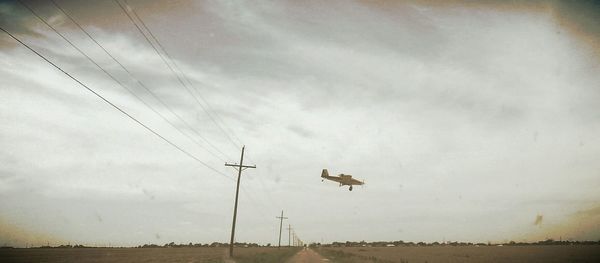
top-left (321, 169), bottom-right (329, 178)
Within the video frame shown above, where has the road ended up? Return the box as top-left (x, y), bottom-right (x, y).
top-left (286, 248), bottom-right (329, 263)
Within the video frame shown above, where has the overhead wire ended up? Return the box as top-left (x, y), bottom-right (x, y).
top-left (49, 0), bottom-right (231, 163)
top-left (4, 4), bottom-right (231, 180)
top-left (7, 1), bottom-right (279, 232)
top-left (117, 0), bottom-right (243, 152)
top-left (112, 1), bottom-right (278, 215)
top-left (18, 0), bottom-right (229, 166)
top-left (113, 1), bottom-right (285, 218)
top-left (115, 0), bottom-right (241, 157)
top-left (129, 10), bottom-right (245, 149)
top-left (127, 0), bottom-right (243, 148)
top-left (109, 3), bottom-right (277, 213)
top-left (57, 0), bottom-right (275, 220)
top-left (0, 26), bottom-right (230, 180)
top-left (119, 1), bottom-right (282, 215)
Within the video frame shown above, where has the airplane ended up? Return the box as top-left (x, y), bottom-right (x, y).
top-left (321, 169), bottom-right (364, 191)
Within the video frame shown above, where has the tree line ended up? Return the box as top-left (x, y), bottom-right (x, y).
top-left (310, 239), bottom-right (600, 248)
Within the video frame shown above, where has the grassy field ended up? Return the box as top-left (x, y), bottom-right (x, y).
top-left (0, 247), bottom-right (300, 263)
top-left (0, 247), bottom-right (225, 263)
top-left (231, 247), bottom-right (300, 263)
top-left (316, 245), bottom-right (600, 263)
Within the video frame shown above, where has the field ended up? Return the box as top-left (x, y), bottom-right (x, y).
top-left (0, 247), bottom-right (299, 263)
top-left (317, 245), bottom-right (600, 263)
top-left (3, 245), bottom-right (600, 262)
top-left (232, 247), bottom-right (301, 263)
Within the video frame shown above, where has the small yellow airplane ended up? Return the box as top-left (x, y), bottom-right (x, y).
top-left (321, 169), bottom-right (364, 191)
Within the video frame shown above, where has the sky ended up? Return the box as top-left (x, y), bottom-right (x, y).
top-left (1, 0), bottom-right (599, 247)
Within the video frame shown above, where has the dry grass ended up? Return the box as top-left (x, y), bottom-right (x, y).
top-left (0, 247), bottom-right (302, 263)
top-left (317, 245), bottom-right (600, 263)
top-left (231, 247), bottom-right (300, 263)
top-left (0, 247), bottom-right (226, 263)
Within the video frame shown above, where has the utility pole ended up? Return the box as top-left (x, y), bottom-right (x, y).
top-left (276, 210), bottom-right (287, 249)
top-left (293, 232), bottom-right (297, 246)
top-left (287, 225), bottom-right (293, 247)
top-left (225, 145), bottom-right (256, 257)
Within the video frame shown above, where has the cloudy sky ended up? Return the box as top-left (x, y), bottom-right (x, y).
top-left (1, 0), bottom-right (599, 247)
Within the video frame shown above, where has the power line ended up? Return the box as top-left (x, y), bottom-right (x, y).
top-left (8, 3), bottom-right (278, 232)
top-left (16, 0), bottom-right (230, 174)
top-left (117, 0), bottom-right (243, 151)
top-left (116, 1), bottom-right (284, 218)
top-left (0, 25), bottom-right (231, 180)
top-left (113, 0), bottom-right (283, 222)
top-left (113, 2), bottom-right (286, 214)
top-left (116, 0), bottom-right (240, 153)
top-left (111, 1), bottom-right (280, 225)
top-left (49, 0), bottom-right (232, 162)
top-left (125, 0), bottom-right (243, 149)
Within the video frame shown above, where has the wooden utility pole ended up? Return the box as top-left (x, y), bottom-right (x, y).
top-left (293, 232), bottom-right (296, 246)
top-left (276, 210), bottom-right (287, 248)
top-left (287, 225), bottom-right (293, 247)
top-left (225, 146), bottom-right (256, 257)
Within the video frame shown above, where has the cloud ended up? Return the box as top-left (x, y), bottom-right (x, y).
top-left (287, 124), bottom-right (314, 139)
top-left (1, 0), bottom-right (600, 246)
top-left (0, 1), bottom-right (42, 39)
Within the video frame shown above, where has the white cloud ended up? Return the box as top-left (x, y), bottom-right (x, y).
top-left (1, 0), bottom-right (599, 246)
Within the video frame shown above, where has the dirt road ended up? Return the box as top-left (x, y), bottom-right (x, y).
top-left (286, 248), bottom-right (329, 263)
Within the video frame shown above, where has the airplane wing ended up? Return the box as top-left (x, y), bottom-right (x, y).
top-left (348, 178), bottom-right (364, 185)
top-left (324, 176), bottom-right (344, 183)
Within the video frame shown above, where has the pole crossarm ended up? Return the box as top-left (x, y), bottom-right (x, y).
top-left (225, 163), bottom-right (256, 169)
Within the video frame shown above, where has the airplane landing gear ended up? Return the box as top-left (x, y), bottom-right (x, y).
top-left (349, 186), bottom-right (353, 191)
